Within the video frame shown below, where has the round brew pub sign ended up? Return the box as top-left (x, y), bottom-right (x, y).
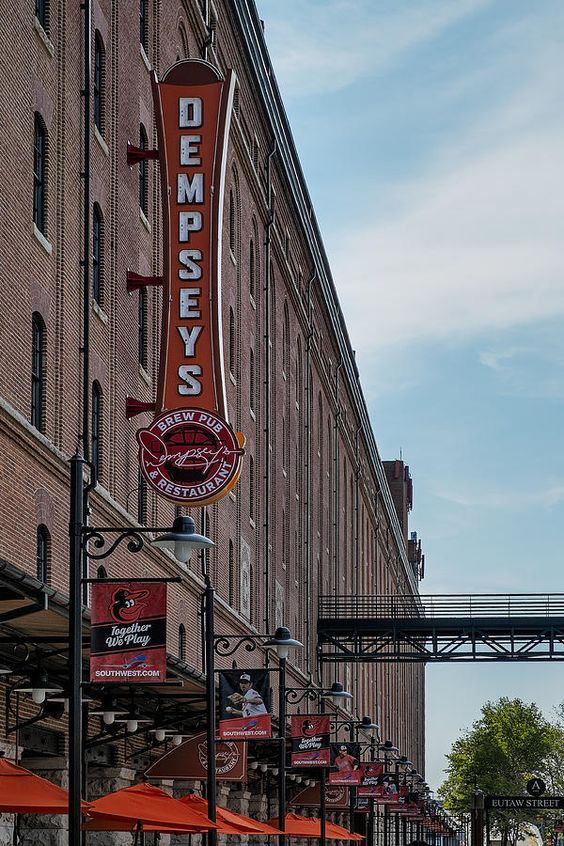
top-left (137, 408), bottom-right (245, 505)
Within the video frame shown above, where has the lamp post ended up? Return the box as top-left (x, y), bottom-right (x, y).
top-left (203, 580), bottom-right (302, 846)
top-left (68, 452), bottom-right (214, 846)
top-left (331, 715), bottom-right (379, 837)
top-left (284, 682), bottom-right (353, 846)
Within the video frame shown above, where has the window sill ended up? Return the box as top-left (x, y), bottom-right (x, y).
top-left (92, 300), bottom-right (108, 325)
top-left (229, 372), bottom-right (237, 386)
top-left (229, 490), bottom-right (237, 503)
top-left (33, 223), bottom-right (52, 255)
top-left (249, 408), bottom-right (256, 421)
top-left (249, 518), bottom-right (256, 530)
top-left (139, 364), bottom-right (151, 385)
top-left (139, 207), bottom-right (151, 233)
top-left (249, 294), bottom-right (256, 310)
top-left (94, 126), bottom-right (109, 157)
top-left (140, 43), bottom-right (151, 71)
top-left (229, 250), bottom-right (237, 266)
top-left (34, 17), bottom-right (55, 57)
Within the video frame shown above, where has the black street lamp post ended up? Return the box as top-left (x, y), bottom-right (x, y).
top-left (203, 577), bottom-right (302, 846)
top-left (284, 682), bottom-right (354, 846)
top-left (68, 452), bottom-right (214, 846)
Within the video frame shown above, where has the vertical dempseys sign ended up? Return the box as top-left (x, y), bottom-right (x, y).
top-left (90, 581), bottom-right (167, 682)
top-left (137, 60), bottom-right (245, 505)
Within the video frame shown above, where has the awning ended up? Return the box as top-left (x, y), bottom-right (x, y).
top-left (86, 783), bottom-right (217, 831)
top-left (0, 757), bottom-right (88, 813)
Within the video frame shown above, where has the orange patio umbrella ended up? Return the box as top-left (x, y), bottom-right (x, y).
top-left (179, 794), bottom-right (282, 835)
top-left (86, 783), bottom-right (216, 831)
top-left (0, 757), bottom-right (87, 814)
top-left (267, 812), bottom-right (363, 840)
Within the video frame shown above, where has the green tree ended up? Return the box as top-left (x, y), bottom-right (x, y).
top-left (439, 697), bottom-right (560, 846)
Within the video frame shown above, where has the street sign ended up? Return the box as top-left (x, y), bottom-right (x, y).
top-left (486, 797), bottom-right (564, 810)
top-left (527, 778), bottom-right (547, 797)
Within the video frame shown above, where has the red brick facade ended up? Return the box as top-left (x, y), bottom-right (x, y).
top-left (0, 0), bottom-right (424, 775)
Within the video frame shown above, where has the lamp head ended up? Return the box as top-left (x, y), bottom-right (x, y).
top-left (359, 715), bottom-right (379, 737)
top-left (323, 681), bottom-right (353, 708)
top-left (152, 516), bottom-right (214, 563)
top-left (15, 668), bottom-right (62, 704)
top-left (264, 626), bottom-right (303, 659)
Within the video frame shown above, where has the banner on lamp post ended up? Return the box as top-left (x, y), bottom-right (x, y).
top-left (290, 715), bottom-right (331, 767)
top-left (90, 581), bottom-right (167, 683)
top-left (218, 669), bottom-right (272, 739)
top-left (328, 742), bottom-right (361, 784)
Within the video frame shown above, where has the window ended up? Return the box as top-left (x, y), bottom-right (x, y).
top-left (139, 0), bottom-right (148, 52)
top-left (138, 287), bottom-right (147, 369)
top-left (178, 624), bottom-right (186, 661)
top-left (249, 456), bottom-right (254, 522)
top-left (249, 348), bottom-right (255, 412)
top-left (228, 540), bottom-right (234, 607)
top-left (36, 525), bottom-right (50, 583)
top-left (91, 382), bottom-right (102, 478)
top-left (249, 239), bottom-right (255, 299)
top-left (94, 32), bottom-right (105, 134)
top-left (31, 313), bottom-right (45, 431)
top-left (178, 23), bottom-right (189, 58)
top-left (228, 307), bottom-right (235, 376)
top-left (138, 471), bottom-right (147, 524)
top-left (139, 124), bottom-right (148, 215)
top-left (92, 204), bottom-right (103, 305)
top-left (35, 0), bottom-right (49, 34)
top-left (96, 565), bottom-right (108, 579)
top-left (228, 190), bottom-right (235, 255)
top-left (33, 114), bottom-right (47, 234)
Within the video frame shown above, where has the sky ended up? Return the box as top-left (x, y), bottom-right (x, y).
top-left (255, 0), bottom-right (564, 791)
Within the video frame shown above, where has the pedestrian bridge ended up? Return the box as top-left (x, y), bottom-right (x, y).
top-left (317, 594), bottom-right (564, 662)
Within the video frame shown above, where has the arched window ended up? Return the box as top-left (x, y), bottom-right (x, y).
top-left (97, 565), bottom-right (108, 579)
top-left (138, 287), bottom-right (147, 369)
top-left (139, 0), bottom-right (148, 52)
top-left (228, 539), bottom-right (235, 607)
top-left (92, 203), bottom-right (103, 305)
top-left (228, 190), bottom-right (235, 255)
top-left (249, 239), bottom-right (255, 300)
top-left (249, 456), bottom-right (254, 521)
top-left (36, 524), bottom-right (50, 583)
top-left (93, 32), bottom-right (105, 134)
top-left (138, 471), bottom-right (147, 524)
top-left (283, 302), bottom-right (290, 377)
top-left (178, 624), bottom-right (186, 661)
top-left (33, 114), bottom-right (47, 234)
top-left (139, 124), bottom-right (148, 215)
top-left (228, 307), bottom-right (235, 376)
top-left (91, 382), bottom-right (102, 478)
top-left (35, 0), bottom-right (49, 34)
top-left (31, 313), bottom-right (45, 431)
top-left (178, 23), bottom-right (189, 58)
top-left (249, 348), bottom-right (255, 412)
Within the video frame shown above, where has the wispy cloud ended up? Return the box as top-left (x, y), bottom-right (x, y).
top-left (434, 483), bottom-right (564, 510)
top-left (258, 0), bottom-right (491, 97)
top-left (330, 50), bottom-right (564, 355)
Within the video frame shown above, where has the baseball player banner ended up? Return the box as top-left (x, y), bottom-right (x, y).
top-left (328, 743), bottom-right (361, 784)
top-left (290, 715), bottom-right (331, 767)
top-left (219, 669), bottom-right (272, 739)
top-left (90, 581), bottom-right (167, 683)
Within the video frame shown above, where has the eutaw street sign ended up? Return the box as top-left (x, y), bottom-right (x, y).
top-left (486, 797), bottom-right (564, 810)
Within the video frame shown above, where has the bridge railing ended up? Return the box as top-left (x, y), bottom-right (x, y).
top-left (318, 593), bottom-right (564, 620)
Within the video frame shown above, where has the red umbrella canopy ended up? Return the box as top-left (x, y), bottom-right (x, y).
top-left (179, 794), bottom-right (282, 835)
top-left (87, 783), bottom-right (216, 831)
top-left (267, 812), bottom-right (362, 840)
top-left (0, 757), bottom-right (86, 814)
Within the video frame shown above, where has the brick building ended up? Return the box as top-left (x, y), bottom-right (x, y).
top-left (0, 0), bottom-right (425, 835)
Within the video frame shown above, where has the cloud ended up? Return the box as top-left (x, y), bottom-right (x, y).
top-left (329, 50), bottom-right (564, 355)
top-left (434, 483), bottom-right (564, 510)
top-left (257, 0), bottom-right (491, 97)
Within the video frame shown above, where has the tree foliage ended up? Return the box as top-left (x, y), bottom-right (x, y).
top-left (439, 697), bottom-right (562, 844)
